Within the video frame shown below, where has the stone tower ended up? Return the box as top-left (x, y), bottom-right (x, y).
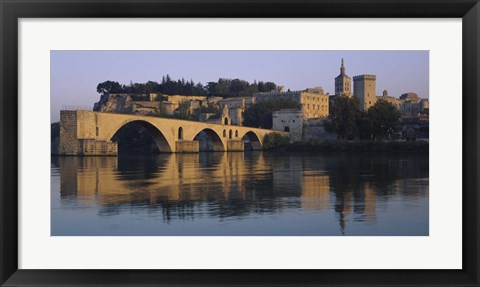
top-left (353, 74), bottom-right (377, 111)
top-left (334, 58), bottom-right (352, 97)
top-left (221, 104), bottom-right (230, 125)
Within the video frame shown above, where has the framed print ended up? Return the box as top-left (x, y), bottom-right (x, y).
top-left (1, 0), bottom-right (479, 286)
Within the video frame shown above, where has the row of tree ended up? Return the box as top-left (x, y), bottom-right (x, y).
top-left (324, 97), bottom-right (401, 140)
top-left (96, 76), bottom-right (277, 98)
top-left (205, 79), bottom-right (277, 98)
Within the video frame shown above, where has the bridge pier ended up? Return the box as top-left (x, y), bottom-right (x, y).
top-left (175, 140), bottom-right (200, 153)
top-left (227, 140), bottom-right (244, 152)
top-left (250, 142), bottom-right (263, 151)
top-left (59, 111), bottom-right (118, 155)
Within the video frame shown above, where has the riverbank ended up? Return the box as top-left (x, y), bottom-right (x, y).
top-left (264, 137), bottom-right (429, 153)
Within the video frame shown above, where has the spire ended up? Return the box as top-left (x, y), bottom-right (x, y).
top-left (340, 58), bottom-right (345, 75)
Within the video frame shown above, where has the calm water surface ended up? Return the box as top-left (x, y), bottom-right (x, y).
top-left (51, 152), bottom-right (428, 236)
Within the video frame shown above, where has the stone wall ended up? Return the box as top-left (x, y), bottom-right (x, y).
top-left (302, 119), bottom-right (337, 142)
top-left (302, 125), bottom-right (337, 142)
top-left (227, 140), bottom-right (244, 151)
top-left (77, 110), bottom-right (97, 139)
top-left (132, 101), bottom-right (161, 115)
top-left (79, 139), bottom-right (117, 155)
top-left (60, 110), bottom-right (118, 155)
top-left (59, 111), bottom-right (79, 155)
top-left (272, 109), bottom-right (303, 142)
top-left (175, 140), bottom-right (200, 153)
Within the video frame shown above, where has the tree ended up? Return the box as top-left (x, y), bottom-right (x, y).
top-left (325, 96), bottom-right (360, 140)
top-left (229, 79), bottom-right (249, 96)
top-left (243, 98), bottom-right (300, 129)
top-left (206, 78), bottom-right (278, 98)
top-left (96, 81), bottom-right (122, 96)
top-left (264, 82), bottom-right (277, 92)
top-left (96, 77), bottom-right (276, 98)
top-left (365, 100), bottom-right (401, 140)
top-left (145, 81), bottom-right (160, 93)
top-left (174, 100), bottom-right (191, 119)
top-left (257, 81), bottom-right (266, 92)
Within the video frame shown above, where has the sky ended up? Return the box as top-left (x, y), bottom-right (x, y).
top-left (51, 50), bottom-right (428, 122)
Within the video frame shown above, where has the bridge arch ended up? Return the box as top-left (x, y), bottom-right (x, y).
top-left (193, 128), bottom-right (225, 152)
top-left (241, 131), bottom-right (263, 151)
top-left (110, 120), bottom-right (172, 154)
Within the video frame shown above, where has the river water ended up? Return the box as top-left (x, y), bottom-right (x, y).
top-left (51, 152), bottom-right (428, 236)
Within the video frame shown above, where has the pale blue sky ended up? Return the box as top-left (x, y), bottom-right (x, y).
top-left (51, 50), bottom-right (428, 122)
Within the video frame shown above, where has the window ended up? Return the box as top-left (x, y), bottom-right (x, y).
top-left (229, 130), bottom-right (232, 139)
top-left (235, 130), bottom-right (238, 137)
top-left (178, 127), bottom-right (183, 140)
top-left (223, 130), bottom-right (226, 137)
top-left (284, 126), bottom-right (290, 132)
top-left (96, 127), bottom-right (99, 137)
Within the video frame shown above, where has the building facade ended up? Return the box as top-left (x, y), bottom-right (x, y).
top-left (334, 58), bottom-right (352, 97)
top-left (353, 74), bottom-right (377, 111)
top-left (272, 109), bottom-right (303, 142)
top-left (399, 93), bottom-right (429, 115)
top-left (217, 96), bottom-right (257, 126)
top-left (253, 87), bottom-right (329, 119)
top-left (376, 90), bottom-right (402, 108)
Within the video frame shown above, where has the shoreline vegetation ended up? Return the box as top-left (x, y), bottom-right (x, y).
top-left (263, 134), bottom-right (428, 153)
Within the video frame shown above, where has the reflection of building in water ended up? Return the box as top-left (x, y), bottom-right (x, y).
top-left (334, 190), bottom-right (353, 234)
top-left (352, 182), bottom-right (377, 224)
top-left (55, 152), bottom-right (428, 231)
top-left (300, 171), bottom-right (330, 211)
top-left (272, 155), bottom-right (303, 197)
top-left (332, 180), bottom-right (379, 234)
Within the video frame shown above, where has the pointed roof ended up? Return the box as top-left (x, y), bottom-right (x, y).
top-left (336, 58), bottom-right (350, 79)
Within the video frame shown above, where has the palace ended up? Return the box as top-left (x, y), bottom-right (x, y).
top-left (333, 59), bottom-right (429, 114)
top-left (253, 86), bottom-right (330, 119)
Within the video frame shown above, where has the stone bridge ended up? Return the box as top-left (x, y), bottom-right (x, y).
top-left (59, 110), bottom-right (288, 155)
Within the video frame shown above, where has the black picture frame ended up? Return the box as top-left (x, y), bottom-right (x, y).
top-left (1, 0), bottom-right (479, 286)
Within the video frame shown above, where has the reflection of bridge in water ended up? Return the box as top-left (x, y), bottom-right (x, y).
top-left (52, 153), bottom-right (428, 231)
top-left (56, 153), bottom-right (332, 219)
top-left (59, 110), bottom-right (287, 155)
